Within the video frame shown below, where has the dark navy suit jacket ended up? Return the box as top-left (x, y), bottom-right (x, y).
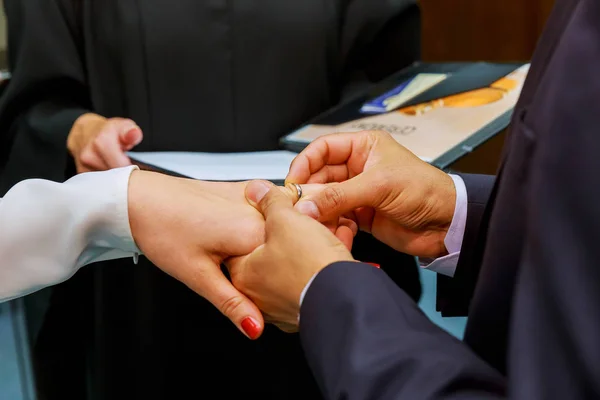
top-left (299, 0), bottom-right (600, 398)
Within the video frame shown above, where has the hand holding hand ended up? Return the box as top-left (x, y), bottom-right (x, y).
top-left (286, 130), bottom-right (456, 258)
top-left (226, 181), bottom-right (355, 332)
top-left (127, 171), bottom-right (266, 339)
top-left (68, 113), bottom-right (143, 173)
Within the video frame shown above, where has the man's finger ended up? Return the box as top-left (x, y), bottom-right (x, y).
top-left (340, 216), bottom-right (359, 237)
top-left (354, 207), bottom-right (376, 233)
top-left (294, 174), bottom-right (377, 221)
top-left (335, 225), bottom-right (356, 251)
top-left (305, 164), bottom-right (351, 184)
top-left (246, 180), bottom-right (276, 207)
top-left (276, 183), bottom-right (306, 204)
top-left (245, 180), bottom-right (294, 218)
top-left (286, 132), bottom-right (370, 184)
top-left (190, 265), bottom-right (265, 340)
top-left (333, 216), bottom-right (358, 250)
top-left (273, 322), bottom-right (299, 334)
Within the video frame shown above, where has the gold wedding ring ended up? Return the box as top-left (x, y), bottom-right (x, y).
top-left (291, 183), bottom-right (303, 200)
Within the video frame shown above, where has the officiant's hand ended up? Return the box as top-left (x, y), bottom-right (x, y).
top-left (128, 171), bottom-right (266, 339)
top-left (68, 113), bottom-right (143, 173)
top-left (286, 130), bottom-right (456, 258)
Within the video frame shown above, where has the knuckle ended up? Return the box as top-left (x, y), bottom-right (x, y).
top-left (369, 169), bottom-right (395, 204)
top-left (219, 295), bottom-right (245, 317)
top-left (113, 118), bottom-right (136, 131)
top-left (98, 132), bottom-right (120, 149)
top-left (79, 149), bottom-right (95, 165)
top-left (322, 184), bottom-right (346, 210)
top-left (370, 169), bottom-right (391, 194)
top-left (365, 130), bottom-right (392, 147)
top-left (92, 135), bottom-right (106, 151)
top-left (114, 117), bottom-right (133, 124)
top-left (262, 189), bottom-right (287, 210)
top-left (370, 168), bottom-right (390, 187)
top-left (371, 129), bottom-right (391, 139)
top-left (108, 117), bottom-right (127, 125)
top-left (260, 192), bottom-right (277, 211)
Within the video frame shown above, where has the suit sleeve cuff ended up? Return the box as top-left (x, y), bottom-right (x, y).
top-left (298, 273), bottom-right (319, 322)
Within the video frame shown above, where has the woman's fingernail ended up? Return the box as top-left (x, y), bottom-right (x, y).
top-left (367, 263), bottom-right (381, 269)
top-left (241, 317), bottom-right (261, 340)
top-left (295, 200), bottom-right (319, 219)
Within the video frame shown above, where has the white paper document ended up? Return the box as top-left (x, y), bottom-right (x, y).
top-left (128, 151), bottom-right (298, 181)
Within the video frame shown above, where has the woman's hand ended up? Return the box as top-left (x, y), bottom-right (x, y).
top-left (68, 113), bottom-right (143, 173)
top-left (127, 171), bottom-right (267, 339)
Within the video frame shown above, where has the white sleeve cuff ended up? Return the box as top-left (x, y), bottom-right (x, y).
top-left (420, 252), bottom-right (460, 277)
top-left (420, 174), bottom-right (468, 277)
top-left (73, 166), bottom-right (141, 266)
top-left (444, 174), bottom-right (468, 254)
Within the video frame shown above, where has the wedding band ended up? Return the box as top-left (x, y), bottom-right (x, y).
top-left (291, 183), bottom-right (303, 200)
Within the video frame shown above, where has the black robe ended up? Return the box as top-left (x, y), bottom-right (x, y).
top-left (0, 1), bottom-right (421, 399)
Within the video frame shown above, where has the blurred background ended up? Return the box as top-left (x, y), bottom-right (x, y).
top-left (421, 0), bottom-right (554, 62)
top-left (0, 0), bottom-right (6, 69)
top-left (0, 0), bottom-right (555, 86)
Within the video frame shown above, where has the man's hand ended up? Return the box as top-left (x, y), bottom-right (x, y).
top-left (127, 171), bottom-right (266, 339)
top-left (68, 113), bottom-right (143, 173)
top-left (226, 181), bottom-right (355, 332)
top-left (286, 130), bottom-right (456, 258)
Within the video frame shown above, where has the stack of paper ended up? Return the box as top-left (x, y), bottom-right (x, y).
top-left (128, 150), bottom-right (299, 182)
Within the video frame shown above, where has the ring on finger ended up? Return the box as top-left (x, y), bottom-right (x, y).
top-left (291, 183), bottom-right (303, 200)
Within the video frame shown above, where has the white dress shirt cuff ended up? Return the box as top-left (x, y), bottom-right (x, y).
top-left (98, 166), bottom-right (140, 252)
top-left (443, 174), bottom-right (468, 254)
top-left (420, 174), bottom-right (468, 277)
top-left (74, 166), bottom-right (142, 266)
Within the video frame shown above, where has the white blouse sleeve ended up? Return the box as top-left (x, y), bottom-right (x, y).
top-left (0, 166), bottom-right (141, 303)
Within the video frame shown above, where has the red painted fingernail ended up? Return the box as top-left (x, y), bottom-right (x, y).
top-left (367, 263), bottom-right (381, 269)
top-left (241, 317), bottom-right (261, 340)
